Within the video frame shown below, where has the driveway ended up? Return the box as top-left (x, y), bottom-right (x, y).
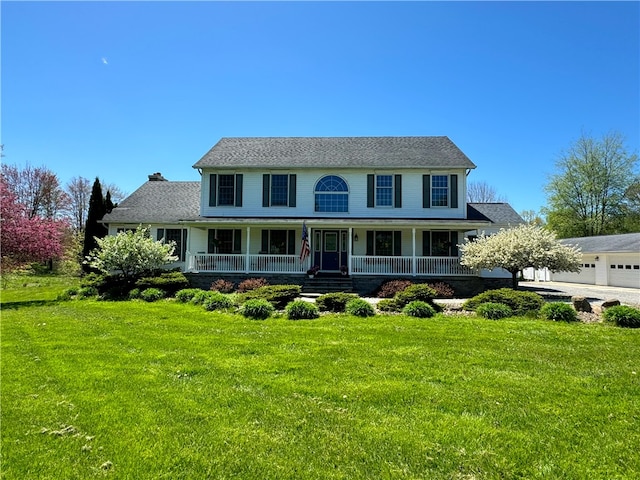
top-left (519, 281), bottom-right (640, 307)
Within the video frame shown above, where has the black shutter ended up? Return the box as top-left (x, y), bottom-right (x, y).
top-left (235, 174), bottom-right (243, 207)
top-left (450, 174), bottom-right (458, 209)
top-left (157, 228), bottom-right (165, 242)
top-left (181, 229), bottom-right (188, 261)
top-left (422, 231), bottom-right (431, 256)
top-left (209, 174), bottom-right (217, 207)
top-left (287, 230), bottom-right (296, 255)
top-left (289, 174), bottom-right (297, 207)
top-left (450, 231), bottom-right (459, 257)
top-left (262, 174), bottom-right (270, 207)
top-left (208, 229), bottom-right (216, 253)
top-left (393, 231), bottom-right (401, 256)
top-left (366, 231), bottom-right (374, 255)
top-left (423, 175), bottom-right (431, 208)
top-left (394, 175), bottom-right (402, 208)
top-left (261, 230), bottom-right (269, 253)
top-left (233, 229), bottom-right (241, 253)
top-left (367, 174), bottom-right (374, 208)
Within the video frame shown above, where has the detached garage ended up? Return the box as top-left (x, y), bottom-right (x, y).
top-left (551, 233), bottom-right (640, 289)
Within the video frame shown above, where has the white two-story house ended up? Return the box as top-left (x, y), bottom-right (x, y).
top-left (101, 137), bottom-right (523, 294)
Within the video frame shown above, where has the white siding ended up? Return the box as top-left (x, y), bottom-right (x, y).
top-left (200, 169), bottom-right (467, 219)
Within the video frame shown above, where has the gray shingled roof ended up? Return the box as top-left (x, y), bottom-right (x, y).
top-left (467, 203), bottom-right (524, 225)
top-left (560, 233), bottom-right (640, 254)
top-left (101, 181), bottom-right (200, 224)
top-left (193, 137), bottom-right (477, 169)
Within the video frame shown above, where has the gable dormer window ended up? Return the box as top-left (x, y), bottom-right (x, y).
top-left (209, 174), bottom-right (243, 207)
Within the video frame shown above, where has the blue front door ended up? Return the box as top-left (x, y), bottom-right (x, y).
top-left (322, 231), bottom-right (340, 271)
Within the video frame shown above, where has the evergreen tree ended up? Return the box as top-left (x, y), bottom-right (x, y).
top-left (82, 178), bottom-right (108, 272)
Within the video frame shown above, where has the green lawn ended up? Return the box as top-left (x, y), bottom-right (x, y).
top-left (1, 285), bottom-right (639, 478)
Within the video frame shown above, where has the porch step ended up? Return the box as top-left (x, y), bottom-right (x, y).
top-left (302, 275), bottom-right (353, 294)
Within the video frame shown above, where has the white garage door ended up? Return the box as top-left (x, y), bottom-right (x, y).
top-left (552, 262), bottom-right (596, 284)
top-left (608, 255), bottom-right (640, 288)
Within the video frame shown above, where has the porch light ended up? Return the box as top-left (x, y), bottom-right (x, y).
top-left (354, 233), bottom-right (359, 242)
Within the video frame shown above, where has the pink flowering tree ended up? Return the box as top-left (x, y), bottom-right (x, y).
top-left (1, 181), bottom-right (67, 271)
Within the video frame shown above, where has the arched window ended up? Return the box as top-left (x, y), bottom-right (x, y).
top-left (314, 175), bottom-right (348, 212)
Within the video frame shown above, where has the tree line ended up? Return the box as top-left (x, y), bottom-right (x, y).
top-left (467, 132), bottom-right (639, 237)
top-left (1, 159), bottom-right (125, 273)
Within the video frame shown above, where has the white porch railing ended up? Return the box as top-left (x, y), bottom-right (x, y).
top-left (416, 256), bottom-right (477, 276)
top-left (188, 253), bottom-right (476, 276)
top-left (351, 256), bottom-right (476, 276)
top-left (188, 253), bottom-right (306, 274)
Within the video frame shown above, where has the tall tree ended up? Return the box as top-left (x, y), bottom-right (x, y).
top-left (65, 176), bottom-right (92, 232)
top-left (544, 132), bottom-right (638, 237)
top-left (467, 181), bottom-right (507, 203)
top-left (82, 178), bottom-right (109, 272)
top-left (459, 224), bottom-right (582, 289)
top-left (0, 164), bottom-right (68, 219)
top-left (520, 209), bottom-right (545, 227)
top-left (0, 178), bottom-right (67, 271)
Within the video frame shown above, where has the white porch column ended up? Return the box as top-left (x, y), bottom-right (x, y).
top-left (245, 226), bottom-right (251, 274)
top-left (348, 227), bottom-right (352, 274)
top-left (412, 228), bottom-right (416, 277)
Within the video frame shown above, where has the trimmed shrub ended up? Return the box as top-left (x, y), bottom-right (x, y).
top-left (210, 279), bottom-right (235, 293)
top-left (345, 298), bottom-right (376, 317)
top-left (316, 292), bottom-right (359, 312)
top-left (238, 285), bottom-right (302, 309)
top-left (603, 305), bottom-right (640, 328)
top-left (140, 288), bottom-right (165, 302)
top-left (286, 300), bottom-right (320, 320)
top-left (202, 292), bottom-right (234, 311)
top-left (376, 298), bottom-right (400, 313)
top-left (540, 302), bottom-right (579, 322)
top-left (236, 278), bottom-right (269, 293)
top-left (190, 290), bottom-right (218, 306)
top-left (128, 288), bottom-right (141, 300)
top-left (77, 286), bottom-right (99, 299)
top-left (136, 272), bottom-right (189, 295)
top-left (57, 288), bottom-right (76, 301)
top-left (175, 288), bottom-right (204, 303)
top-left (394, 284), bottom-right (438, 308)
top-left (377, 280), bottom-right (413, 298)
top-left (462, 288), bottom-right (544, 315)
top-left (240, 298), bottom-right (275, 320)
top-left (427, 282), bottom-right (455, 299)
top-left (403, 301), bottom-right (436, 318)
top-left (476, 302), bottom-right (513, 320)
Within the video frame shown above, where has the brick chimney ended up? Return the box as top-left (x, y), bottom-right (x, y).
top-left (148, 172), bottom-right (167, 182)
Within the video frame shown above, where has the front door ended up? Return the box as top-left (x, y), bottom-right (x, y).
top-left (322, 231), bottom-right (340, 271)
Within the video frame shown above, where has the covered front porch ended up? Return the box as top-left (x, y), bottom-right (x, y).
top-left (186, 251), bottom-right (476, 276)
top-left (180, 219), bottom-right (488, 277)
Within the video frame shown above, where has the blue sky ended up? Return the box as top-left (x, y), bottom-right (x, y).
top-left (2, 1), bottom-right (638, 215)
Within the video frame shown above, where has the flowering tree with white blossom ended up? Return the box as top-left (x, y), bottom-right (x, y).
top-left (86, 226), bottom-right (178, 280)
top-left (459, 224), bottom-right (582, 289)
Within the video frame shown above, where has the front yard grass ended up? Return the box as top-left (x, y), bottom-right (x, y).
top-left (1, 296), bottom-right (639, 479)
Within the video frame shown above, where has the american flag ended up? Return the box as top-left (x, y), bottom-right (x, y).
top-left (299, 222), bottom-right (310, 263)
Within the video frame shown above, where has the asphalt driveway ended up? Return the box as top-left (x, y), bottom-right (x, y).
top-left (519, 281), bottom-right (640, 307)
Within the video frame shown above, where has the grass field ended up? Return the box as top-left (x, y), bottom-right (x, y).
top-left (1, 276), bottom-right (639, 479)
